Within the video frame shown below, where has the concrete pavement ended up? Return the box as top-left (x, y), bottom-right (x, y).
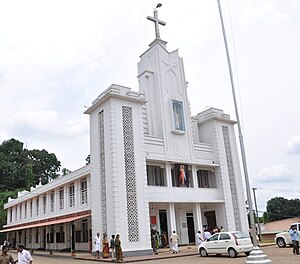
top-left (8, 243), bottom-right (300, 263)
top-left (16, 243), bottom-right (277, 263)
top-left (29, 245), bottom-right (198, 262)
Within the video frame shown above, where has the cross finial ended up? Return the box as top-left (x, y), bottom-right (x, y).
top-left (147, 4), bottom-right (166, 39)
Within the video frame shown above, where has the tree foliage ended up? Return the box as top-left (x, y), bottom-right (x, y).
top-left (0, 138), bottom-right (61, 191)
top-left (0, 138), bottom-right (62, 228)
top-left (0, 191), bottom-right (17, 229)
top-left (265, 197), bottom-right (300, 222)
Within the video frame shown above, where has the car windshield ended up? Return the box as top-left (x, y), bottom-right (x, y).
top-left (232, 232), bottom-right (249, 239)
top-left (208, 234), bottom-right (219, 241)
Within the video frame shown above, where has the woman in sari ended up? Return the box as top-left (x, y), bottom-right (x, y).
top-left (102, 233), bottom-right (110, 258)
top-left (115, 234), bottom-right (123, 262)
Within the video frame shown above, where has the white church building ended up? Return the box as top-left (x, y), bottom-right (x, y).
top-left (1, 10), bottom-right (248, 255)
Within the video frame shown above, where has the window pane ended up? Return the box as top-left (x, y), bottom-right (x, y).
top-left (147, 165), bottom-right (166, 186)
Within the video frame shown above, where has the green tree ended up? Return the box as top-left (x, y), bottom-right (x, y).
top-left (0, 138), bottom-right (61, 190)
top-left (0, 139), bottom-right (28, 190)
top-left (61, 168), bottom-right (72, 175)
top-left (26, 149), bottom-right (61, 185)
top-left (0, 138), bottom-right (62, 228)
top-left (265, 197), bottom-right (300, 222)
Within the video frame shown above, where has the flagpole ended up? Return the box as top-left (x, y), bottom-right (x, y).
top-left (216, 0), bottom-right (271, 263)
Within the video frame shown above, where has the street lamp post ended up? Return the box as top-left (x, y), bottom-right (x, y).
top-left (216, 0), bottom-right (271, 263)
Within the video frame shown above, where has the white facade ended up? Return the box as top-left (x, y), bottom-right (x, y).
top-left (2, 166), bottom-right (91, 251)
top-left (2, 30), bottom-right (248, 255)
top-left (84, 37), bottom-right (248, 255)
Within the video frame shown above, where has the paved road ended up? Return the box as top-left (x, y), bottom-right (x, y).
top-left (9, 245), bottom-right (300, 264)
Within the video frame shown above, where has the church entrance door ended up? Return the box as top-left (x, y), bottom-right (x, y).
top-left (159, 210), bottom-right (168, 247)
top-left (204, 211), bottom-right (217, 230)
top-left (186, 213), bottom-right (195, 243)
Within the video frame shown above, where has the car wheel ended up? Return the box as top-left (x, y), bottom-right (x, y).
top-left (276, 237), bottom-right (286, 248)
top-left (245, 251), bottom-right (251, 256)
top-left (228, 248), bottom-right (237, 258)
top-left (199, 248), bottom-right (208, 257)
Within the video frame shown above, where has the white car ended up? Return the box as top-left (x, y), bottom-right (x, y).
top-left (275, 231), bottom-right (293, 247)
top-left (275, 223), bottom-right (300, 248)
top-left (198, 231), bottom-right (253, 258)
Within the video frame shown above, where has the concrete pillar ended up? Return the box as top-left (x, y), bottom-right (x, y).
top-left (165, 162), bottom-right (172, 187)
top-left (194, 203), bottom-right (203, 234)
top-left (168, 203), bottom-right (176, 235)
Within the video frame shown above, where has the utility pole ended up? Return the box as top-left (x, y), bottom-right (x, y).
top-left (253, 187), bottom-right (262, 241)
top-left (216, 0), bottom-right (271, 263)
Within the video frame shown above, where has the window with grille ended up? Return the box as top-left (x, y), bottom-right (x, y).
top-left (59, 188), bottom-right (64, 210)
top-left (82, 220), bottom-right (88, 242)
top-left (122, 106), bottom-right (139, 242)
top-left (81, 179), bottom-right (87, 205)
top-left (19, 205), bottom-right (22, 220)
top-left (24, 203), bottom-right (27, 219)
top-left (56, 225), bottom-right (65, 243)
top-left (48, 227), bottom-right (54, 243)
top-left (30, 200), bottom-right (33, 217)
top-left (43, 195), bottom-right (47, 214)
top-left (50, 191), bottom-right (55, 212)
top-left (69, 184), bottom-right (75, 207)
top-left (36, 198), bottom-right (39, 215)
top-left (9, 208), bottom-right (12, 222)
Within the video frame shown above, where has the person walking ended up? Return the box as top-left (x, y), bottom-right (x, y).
top-left (115, 234), bottom-right (123, 262)
top-left (94, 232), bottom-right (101, 259)
top-left (151, 229), bottom-right (158, 255)
top-left (289, 225), bottom-right (300, 255)
top-left (102, 233), bottom-right (109, 258)
top-left (195, 231), bottom-right (203, 247)
top-left (170, 231), bottom-right (179, 253)
top-left (16, 244), bottom-right (33, 264)
top-left (0, 245), bottom-right (16, 264)
top-left (110, 234), bottom-right (116, 260)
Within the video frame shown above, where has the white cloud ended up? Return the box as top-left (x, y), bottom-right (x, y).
top-left (287, 134), bottom-right (300, 155)
top-left (5, 110), bottom-right (88, 141)
top-left (254, 164), bottom-right (293, 183)
top-left (0, 0), bottom-right (299, 204)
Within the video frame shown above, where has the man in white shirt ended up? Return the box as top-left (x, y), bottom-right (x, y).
top-left (195, 231), bottom-right (203, 246)
top-left (204, 228), bottom-right (211, 241)
top-left (17, 244), bottom-right (33, 264)
top-left (94, 232), bottom-right (101, 259)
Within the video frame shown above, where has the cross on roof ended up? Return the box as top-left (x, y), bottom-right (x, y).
top-left (147, 9), bottom-right (166, 39)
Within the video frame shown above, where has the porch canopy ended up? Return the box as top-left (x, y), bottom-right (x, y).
top-left (0, 212), bottom-right (91, 233)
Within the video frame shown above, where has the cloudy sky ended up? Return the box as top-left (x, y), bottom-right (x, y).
top-left (0, 0), bottom-right (299, 214)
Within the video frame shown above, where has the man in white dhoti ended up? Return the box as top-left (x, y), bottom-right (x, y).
top-left (94, 232), bottom-right (101, 259)
top-left (170, 231), bottom-right (179, 253)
